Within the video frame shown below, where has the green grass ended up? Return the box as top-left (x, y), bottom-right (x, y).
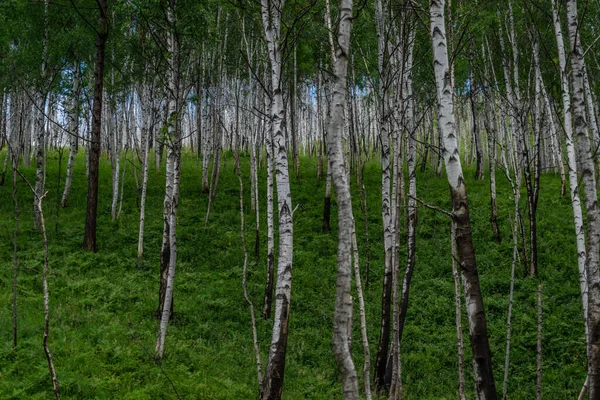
top-left (0, 149), bottom-right (586, 399)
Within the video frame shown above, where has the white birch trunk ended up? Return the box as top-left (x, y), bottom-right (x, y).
top-left (155, 0), bottom-right (181, 359)
top-left (326, 0), bottom-right (359, 398)
top-left (34, 0), bottom-right (49, 227)
top-left (262, 90), bottom-right (275, 319)
top-left (374, 0), bottom-right (394, 387)
top-left (61, 61), bottom-right (80, 208)
top-left (553, 0), bottom-right (589, 365)
top-left (430, 1), bottom-right (497, 398)
top-left (138, 82), bottom-right (152, 258)
top-left (111, 108), bottom-right (122, 221)
top-left (566, 1), bottom-right (600, 396)
top-left (260, 0), bottom-right (295, 397)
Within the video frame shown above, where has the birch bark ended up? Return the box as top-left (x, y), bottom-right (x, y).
top-left (326, 0), bottom-right (359, 397)
top-left (34, 0), bottom-right (49, 228)
top-left (155, 0), bottom-right (182, 358)
top-left (61, 61), bottom-right (80, 208)
top-left (138, 81), bottom-right (152, 258)
top-left (430, 1), bottom-right (497, 398)
top-left (566, 1), bottom-right (600, 396)
top-left (259, 0), bottom-right (295, 397)
top-left (374, 0), bottom-right (394, 388)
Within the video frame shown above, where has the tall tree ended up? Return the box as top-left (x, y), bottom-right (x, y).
top-left (325, 0), bottom-right (359, 398)
top-left (259, 0), bottom-right (295, 397)
top-left (565, 0), bottom-right (600, 396)
top-left (155, 0), bottom-right (182, 359)
top-left (430, 0), bottom-right (497, 398)
top-left (83, 0), bottom-right (108, 252)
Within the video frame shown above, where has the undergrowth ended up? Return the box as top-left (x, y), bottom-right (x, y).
top-left (0, 150), bottom-right (585, 399)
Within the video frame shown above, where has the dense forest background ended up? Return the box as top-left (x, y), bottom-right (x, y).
top-left (0, 0), bottom-right (599, 398)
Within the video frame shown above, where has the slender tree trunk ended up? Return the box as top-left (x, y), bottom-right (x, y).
top-left (138, 82), bottom-right (152, 258)
top-left (537, 284), bottom-right (543, 400)
top-left (502, 165), bottom-right (521, 400)
top-left (61, 61), bottom-right (80, 208)
top-left (12, 153), bottom-right (19, 349)
top-left (469, 40), bottom-right (483, 180)
top-left (201, 101), bottom-right (212, 193)
top-left (235, 149), bottom-right (263, 387)
top-left (451, 220), bottom-right (466, 400)
top-left (34, 0), bottom-right (49, 229)
top-left (389, 22), bottom-right (417, 398)
top-left (111, 111), bottom-right (122, 221)
top-left (155, 0), bottom-right (182, 359)
top-left (351, 219), bottom-right (372, 400)
top-left (483, 84), bottom-right (500, 243)
top-left (323, 166), bottom-right (332, 233)
top-left (430, 1), bottom-right (497, 398)
top-left (262, 91), bottom-right (275, 320)
top-left (374, 0), bottom-right (394, 389)
top-left (83, 0), bottom-right (108, 252)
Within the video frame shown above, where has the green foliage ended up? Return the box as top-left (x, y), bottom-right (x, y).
top-left (0, 150), bottom-right (586, 398)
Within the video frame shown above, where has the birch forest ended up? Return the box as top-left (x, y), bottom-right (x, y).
top-left (2, 0), bottom-right (600, 398)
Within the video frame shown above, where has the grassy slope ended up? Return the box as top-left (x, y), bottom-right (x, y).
top-left (0, 150), bottom-right (585, 399)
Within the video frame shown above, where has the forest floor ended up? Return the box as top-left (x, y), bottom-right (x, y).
top-left (0, 150), bottom-right (586, 399)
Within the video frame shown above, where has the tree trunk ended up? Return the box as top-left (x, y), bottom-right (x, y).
top-left (138, 82), bottom-right (152, 258)
top-left (566, 1), bottom-right (600, 396)
top-left (263, 85), bottom-right (275, 320)
top-left (12, 152), bottom-right (19, 349)
top-left (61, 61), bottom-right (80, 208)
top-left (326, 0), bottom-right (359, 397)
top-left (469, 39), bottom-right (483, 181)
top-left (110, 105), bottom-right (122, 221)
top-left (430, 1), bottom-right (497, 398)
top-left (552, 0), bottom-right (589, 374)
top-left (83, 0), bottom-right (108, 252)
top-left (34, 0), bottom-right (49, 229)
top-left (374, 0), bottom-right (394, 389)
top-left (155, 0), bottom-right (181, 358)
top-left (259, 0), bottom-right (295, 397)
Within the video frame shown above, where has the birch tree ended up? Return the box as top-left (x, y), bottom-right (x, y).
top-left (325, 0), bottom-right (359, 397)
top-left (259, 0), bottom-right (295, 396)
top-left (565, 0), bottom-right (600, 396)
top-left (34, 0), bottom-right (49, 228)
top-left (551, 1), bottom-right (589, 392)
top-left (155, 0), bottom-right (182, 359)
top-left (430, 1), bottom-right (497, 397)
top-left (61, 61), bottom-right (80, 208)
top-left (373, 0), bottom-right (394, 388)
top-left (137, 78), bottom-right (152, 258)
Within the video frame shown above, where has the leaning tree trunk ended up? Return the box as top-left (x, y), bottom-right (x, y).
top-left (430, 1), bottom-right (497, 398)
top-left (566, 1), bottom-right (600, 396)
top-left (326, 0), bottom-right (359, 398)
top-left (259, 0), bottom-right (295, 397)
